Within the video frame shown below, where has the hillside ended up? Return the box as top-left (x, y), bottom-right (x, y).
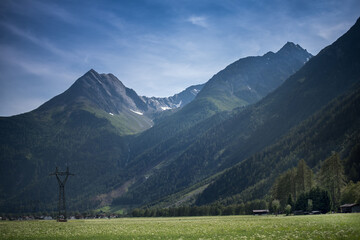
top-left (196, 84), bottom-right (360, 205)
top-left (36, 69), bottom-right (154, 134)
top-left (197, 42), bottom-right (312, 110)
top-left (115, 18), bottom-right (360, 208)
top-left (126, 42), bottom-right (312, 166)
top-left (194, 17), bottom-right (360, 205)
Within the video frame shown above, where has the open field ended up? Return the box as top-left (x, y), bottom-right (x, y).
top-left (1, 214), bottom-right (360, 239)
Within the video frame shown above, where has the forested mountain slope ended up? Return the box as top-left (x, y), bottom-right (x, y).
top-left (0, 70), bottom-right (154, 212)
top-left (197, 83), bottom-right (360, 205)
top-left (125, 42), bottom-right (312, 177)
top-left (117, 18), bottom-right (360, 208)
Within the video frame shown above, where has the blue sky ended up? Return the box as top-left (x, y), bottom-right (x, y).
top-left (0, 0), bottom-right (359, 116)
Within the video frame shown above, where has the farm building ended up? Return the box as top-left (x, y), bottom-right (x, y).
top-left (252, 210), bottom-right (269, 215)
top-left (340, 203), bottom-right (360, 213)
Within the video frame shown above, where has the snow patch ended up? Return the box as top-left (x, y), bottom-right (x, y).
top-left (130, 109), bottom-right (143, 115)
top-left (109, 112), bottom-right (114, 116)
top-left (161, 106), bottom-right (172, 111)
top-left (175, 100), bottom-right (182, 108)
top-left (191, 89), bottom-right (200, 95)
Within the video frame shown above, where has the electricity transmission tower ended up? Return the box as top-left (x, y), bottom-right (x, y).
top-left (50, 167), bottom-right (74, 222)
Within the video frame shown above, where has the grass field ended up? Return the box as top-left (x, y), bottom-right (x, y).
top-left (1, 214), bottom-right (360, 239)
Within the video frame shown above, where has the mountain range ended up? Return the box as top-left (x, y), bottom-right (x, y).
top-left (0, 18), bottom-right (359, 214)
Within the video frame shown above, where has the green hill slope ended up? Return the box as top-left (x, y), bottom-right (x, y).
top-left (0, 70), bottom-right (154, 213)
top-left (119, 18), bottom-right (360, 208)
top-left (129, 43), bottom-right (312, 156)
top-left (196, 84), bottom-right (360, 205)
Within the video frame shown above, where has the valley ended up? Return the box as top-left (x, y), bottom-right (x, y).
top-left (0, 17), bottom-right (359, 219)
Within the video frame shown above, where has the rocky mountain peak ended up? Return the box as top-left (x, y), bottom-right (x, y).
top-left (277, 42), bottom-right (311, 57)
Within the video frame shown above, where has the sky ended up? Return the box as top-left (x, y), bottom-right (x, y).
top-left (0, 0), bottom-right (359, 116)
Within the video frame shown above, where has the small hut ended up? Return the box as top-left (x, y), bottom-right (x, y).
top-left (340, 203), bottom-right (360, 213)
top-left (252, 209), bottom-right (269, 215)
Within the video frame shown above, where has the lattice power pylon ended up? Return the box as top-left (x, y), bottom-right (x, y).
top-left (50, 167), bottom-right (74, 222)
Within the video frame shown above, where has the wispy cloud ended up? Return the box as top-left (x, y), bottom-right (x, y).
top-left (6, 0), bottom-right (79, 25)
top-left (187, 16), bottom-right (208, 28)
top-left (314, 22), bottom-right (352, 41)
top-left (0, 44), bottom-right (80, 87)
top-left (1, 22), bottom-right (75, 60)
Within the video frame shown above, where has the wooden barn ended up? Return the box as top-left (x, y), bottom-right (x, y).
top-left (252, 210), bottom-right (269, 215)
top-left (340, 203), bottom-right (360, 213)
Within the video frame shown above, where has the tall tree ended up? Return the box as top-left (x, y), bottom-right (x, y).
top-left (271, 168), bottom-right (296, 208)
top-left (319, 152), bottom-right (346, 211)
top-left (271, 159), bottom-right (314, 207)
top-left (295, 159), bottom-right (313, 199)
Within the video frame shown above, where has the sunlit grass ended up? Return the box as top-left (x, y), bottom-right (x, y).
top-left (1, 214), bottom-right (359, 239)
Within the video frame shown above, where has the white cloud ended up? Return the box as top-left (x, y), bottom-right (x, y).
top-left (187, 16), bottom-right (208, 28)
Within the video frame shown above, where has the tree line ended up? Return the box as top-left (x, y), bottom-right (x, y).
top-left (131, 199), bottom-right (268, 217)
top-left (271, 152), bottom-right (359, 213)
top-left (131, 152), bottom-right (360, 217)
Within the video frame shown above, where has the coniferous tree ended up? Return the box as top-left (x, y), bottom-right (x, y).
top-left (295, 159), bottom-right (313, 199)
top-left (294, 192), bottom-right (308, 211)
top-left (271, 168), bottom-right (296, 208)
top-left (319, 152), bottom-right (346, 211)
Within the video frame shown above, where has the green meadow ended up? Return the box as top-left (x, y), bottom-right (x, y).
top-left (1, 214), bottom-right (359, 240)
